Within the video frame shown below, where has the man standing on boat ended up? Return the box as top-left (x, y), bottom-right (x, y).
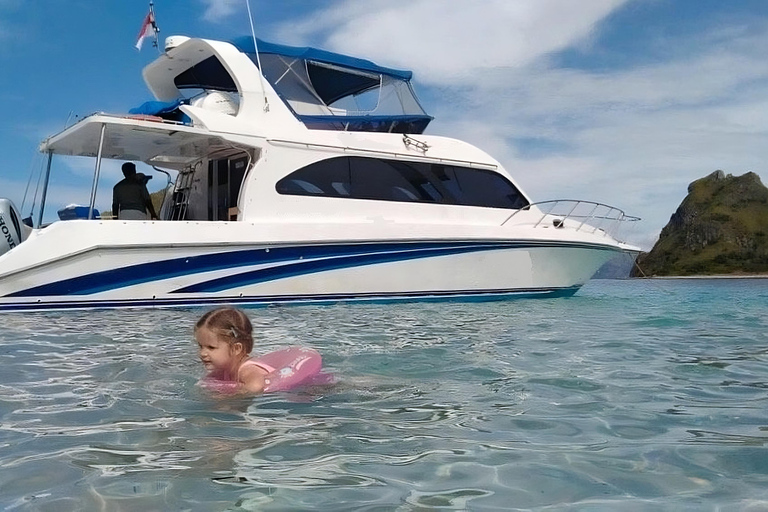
top-left (112, 162), bottom-right (159, 220)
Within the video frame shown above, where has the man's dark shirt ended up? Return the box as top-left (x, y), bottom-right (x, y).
top-left (112, 177), bottom-right (151, 215)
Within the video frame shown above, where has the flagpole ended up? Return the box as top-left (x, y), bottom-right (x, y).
top-left (136, 2), bottom-right (160, 53)
top-left (246, 0), bottom-right (269, 112)
top-left (149, 1), bottom-right (160, 53)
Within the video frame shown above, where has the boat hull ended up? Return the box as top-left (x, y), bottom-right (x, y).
top-left (0, 227), bottom-right (626, 311)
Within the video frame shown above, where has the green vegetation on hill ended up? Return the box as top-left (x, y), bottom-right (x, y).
top-left (149, 188), bottom-right (166, 214)
top-left (635, 171), bottom-right (768, 276)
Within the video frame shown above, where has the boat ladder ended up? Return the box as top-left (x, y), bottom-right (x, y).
top-left (169, 168), bottom-right (196, 220)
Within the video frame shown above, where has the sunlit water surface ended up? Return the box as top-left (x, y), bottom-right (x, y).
top-left (1, 279), bottom-right (768, 511)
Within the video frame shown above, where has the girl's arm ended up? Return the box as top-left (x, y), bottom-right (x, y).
top-left (238, 364), bottom-right (267, 394)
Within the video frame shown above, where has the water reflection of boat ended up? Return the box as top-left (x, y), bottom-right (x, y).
top-left (0, 35), bottom-right (639, 311)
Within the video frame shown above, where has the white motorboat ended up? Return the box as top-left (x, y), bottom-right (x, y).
top-left (0, 35), bottom-right (640, 311)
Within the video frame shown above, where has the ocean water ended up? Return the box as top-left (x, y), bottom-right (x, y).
top-left (1, 279), bottom-right (767, 511)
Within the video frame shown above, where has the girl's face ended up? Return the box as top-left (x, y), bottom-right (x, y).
top-left (196, 327), bottom-right (241, 374)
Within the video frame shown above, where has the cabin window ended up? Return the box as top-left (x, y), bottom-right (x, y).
top-left (276, 158), bottom-right (351, 197)
top-left (275, 156), bottom-right (529, 209)
top-left (435, 165), bottom-right (529, 209)
top-left (349, 158), bottom-right (423, 202)
top-left (174, 56), bottom-right (238, 92)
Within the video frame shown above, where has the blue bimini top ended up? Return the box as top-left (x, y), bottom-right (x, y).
top-left (230, 37), bottom-right (432, 134)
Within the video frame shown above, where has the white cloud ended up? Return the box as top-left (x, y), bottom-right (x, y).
top-left (281, 0), bottom-right (628, 83)
top-left (199, 0), bottom-right (241, 22)
top-left (280, 1), bottom-right (768, 250)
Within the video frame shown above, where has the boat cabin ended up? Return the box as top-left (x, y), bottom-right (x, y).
top-left (36, 36), bottom-right (528, 226)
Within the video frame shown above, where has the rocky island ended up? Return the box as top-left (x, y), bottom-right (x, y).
top-left (634, 171), bottom-right (768, 276)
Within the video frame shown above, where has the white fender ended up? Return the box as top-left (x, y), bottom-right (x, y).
top-left (0, 198), bottom-right (32, 257)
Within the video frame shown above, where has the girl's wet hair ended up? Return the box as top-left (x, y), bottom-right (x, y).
top-left (195, 307), bottom-right (254, 353)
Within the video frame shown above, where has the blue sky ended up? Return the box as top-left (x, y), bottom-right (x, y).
top-left (2, 0), bottom-right (768, 249)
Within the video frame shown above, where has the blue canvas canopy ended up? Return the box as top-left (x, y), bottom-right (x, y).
top-left (129, 99), bottom-right (190, 123)
top-left (231, 37), bottom-right (432, 134)
top-left (231, 37), bottom-right (413, 81)
top-left (129, 99), bottom-right (185, 116)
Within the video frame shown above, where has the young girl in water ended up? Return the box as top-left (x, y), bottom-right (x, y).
top-left (195, 306), bottom-right (328, 395)
top-left (194, 307), bottom-right (268, 394)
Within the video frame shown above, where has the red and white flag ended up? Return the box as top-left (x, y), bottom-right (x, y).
top-left (135, 11), bottom-right (156, 50)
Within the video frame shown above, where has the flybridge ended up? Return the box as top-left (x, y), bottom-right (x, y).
top-left (232, 37), bottom-right (433, 133)
top-left (133, 36), bottom-right (433, 134)
top-left (147, 37), bottom-right (430, 134)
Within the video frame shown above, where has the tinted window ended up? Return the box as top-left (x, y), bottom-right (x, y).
top-left (349, 157), bottom-right (425, 202)
top-left (451, 166), bottom-right (529, 209)
top-left (275, 158), bottom-right (351, 197)
top-left (174, 56), bottom-right (237, 92)
top-left (387, 160), bottom-right (445, 201)
top-left (275, 156), bottom-right (528, 209)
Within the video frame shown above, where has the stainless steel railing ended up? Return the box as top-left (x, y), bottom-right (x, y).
top-left (501, 200), bottom-right (641, 240)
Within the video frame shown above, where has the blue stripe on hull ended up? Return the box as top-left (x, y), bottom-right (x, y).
top-left (173, 243), bottom-right (496, 293)
top-left (0, 286), bottom-right (582, 312)
top-left (6, 241), bottom-right (613, 298)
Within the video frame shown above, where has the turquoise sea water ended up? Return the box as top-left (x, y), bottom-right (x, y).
top-left (1, 278), bottom-right (767, 511)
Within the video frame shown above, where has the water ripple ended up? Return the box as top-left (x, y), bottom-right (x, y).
top-left (1, 280), bottom-right (768, 509)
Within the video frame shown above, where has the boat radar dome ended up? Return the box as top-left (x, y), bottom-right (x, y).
top-left (165, 36), bottom-right (190, 52)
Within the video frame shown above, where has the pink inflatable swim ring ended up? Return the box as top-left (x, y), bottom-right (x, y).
top-left (202, 346), bottom-right (332, 394)
top-left (256, 346), bottom-right (330, 392)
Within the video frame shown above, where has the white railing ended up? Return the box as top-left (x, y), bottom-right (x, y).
top-left (501, 200), bottom-right (640, 240)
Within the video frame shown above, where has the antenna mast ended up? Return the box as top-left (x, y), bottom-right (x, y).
top-left (149, 1), bottom-right (160, 53)
top-left (246, 0), bottom-right (270, 112)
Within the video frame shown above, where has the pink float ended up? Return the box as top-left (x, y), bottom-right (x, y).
top-left (202, 346), bottom-right (332, 394)
top-left (257, 346), bottom-right (329, 392)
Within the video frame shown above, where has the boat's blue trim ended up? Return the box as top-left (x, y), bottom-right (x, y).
top-left (4, 240), bottom-right (615, 298)
top-left (0, 286), bottom-right (582, 312)
top-left (172, 243), bottom-right (498, 293)
top-left (7, 242), bottom-right (447, 297)
top-left (298, 114), bottom-right (432, 134)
